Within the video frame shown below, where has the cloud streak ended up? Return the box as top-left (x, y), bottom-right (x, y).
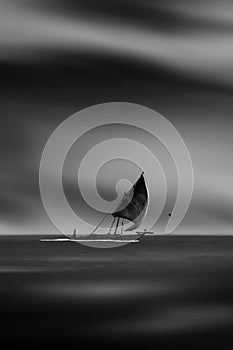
top-left (0, 0), bottom-right (233, 85)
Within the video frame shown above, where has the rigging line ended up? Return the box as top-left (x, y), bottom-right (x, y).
top-left (91, 193), bottom-right (126, 234)
top-left (91, 172), bottom-right (144, 234)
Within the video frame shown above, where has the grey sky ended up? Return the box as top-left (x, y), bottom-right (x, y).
top-left (0, 0), bottom-right (233, 235)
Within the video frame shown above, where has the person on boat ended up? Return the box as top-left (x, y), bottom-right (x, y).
top-left (73, 229), bottom-right (77, 238)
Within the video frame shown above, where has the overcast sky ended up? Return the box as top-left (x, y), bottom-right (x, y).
top-left (0, 0), bottom-right (233, 235)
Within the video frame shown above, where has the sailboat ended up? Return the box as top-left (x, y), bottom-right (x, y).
top-left (41, 172), bottom-right (152, 245)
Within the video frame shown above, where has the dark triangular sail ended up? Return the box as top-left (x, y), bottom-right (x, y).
top-left (112, 173), bottom-right (148, 224)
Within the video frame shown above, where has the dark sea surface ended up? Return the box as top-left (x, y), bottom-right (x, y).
top-left (1, 235), bottom-right (233, 348)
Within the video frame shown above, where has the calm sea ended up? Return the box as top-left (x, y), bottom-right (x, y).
top-left (1, 235), bottom-right (233, 348)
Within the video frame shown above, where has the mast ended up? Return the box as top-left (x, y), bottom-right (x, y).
top-left (108, 217), bottom-right (116, 235)
top-left (121, 219), bottom-right (124, 235)
top-left (91, 171), bottom-right (147, 235)
top-left (90, 175), bottom-right (140, 235)
top-left (114, 217), bottom-right (120, 236)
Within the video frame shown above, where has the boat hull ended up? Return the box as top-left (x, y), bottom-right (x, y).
top-left (40, 237), bottom-right (139, 248)
top-left (40, 232), bottom-right (146, 248)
